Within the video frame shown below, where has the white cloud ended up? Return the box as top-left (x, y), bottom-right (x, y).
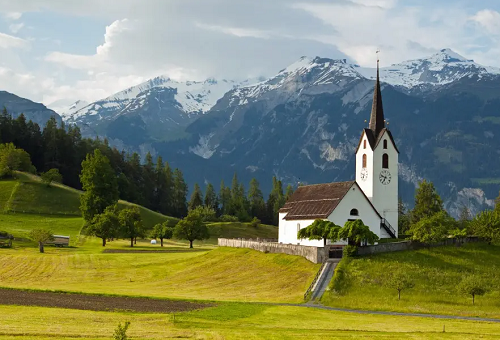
top-left (470, 9), bottom-right (500, 35)
top-left (2, 0), bottom-right (500, 111)
top-left (9, 23), bottom-right (24, 34)
top-left (0, 32), bottom-right (28, 49)
top-left (3, 12), bottom-right (22, 20)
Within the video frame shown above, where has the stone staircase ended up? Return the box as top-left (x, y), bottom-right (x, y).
top-left (308, 259), bottom-right (340, 302)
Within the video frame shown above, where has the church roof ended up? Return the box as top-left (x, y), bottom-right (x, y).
top-left (355, 127), bottom-right (399, 154)
top-left (279, 181), bottom-right (355, 220)
top-left (369, 60), bottom-right (385, 138)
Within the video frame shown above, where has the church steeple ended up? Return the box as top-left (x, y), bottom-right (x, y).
top-left (369, 57), bottom-right (385, 138)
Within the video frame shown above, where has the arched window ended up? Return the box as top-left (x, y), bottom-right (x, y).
top-left (297, 223), bottom-right (301, 234)
top-left (350, 209), bottom-right (359, 216)
top-left (382, 153), bottom-right (389, 169)
top-left (363, 140), bottom-right (367, 149)
top-left (383, 140), bottom-right (388, 149)
top-left (362, 154), bottom-right (367, 168)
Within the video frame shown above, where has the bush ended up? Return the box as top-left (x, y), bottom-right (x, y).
top-left (343, 245), bottom-right (358, 257)
top-left (219, 215), bottom-right (239, 222)
top-left (113, 321), bottom-right (130, 340)
top-left (329, 258), bottom-right (352, 295)
top-left (41, 168), bottom-right (63, 187)
top-left (250, 217), bottom-right (261, 228)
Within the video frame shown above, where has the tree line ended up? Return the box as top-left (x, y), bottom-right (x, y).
top-left (0, 109), bottom-right (291, 223)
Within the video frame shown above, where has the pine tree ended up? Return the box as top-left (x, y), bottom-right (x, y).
top-left (398, 198), bottom-right (410, 235)
top-left (248, 178), bottom-right (266, 220)
top-left (189, 183), bottom-right (204, 211)
top-left (285, 184), bottom-right (294, 201)
top-left (219, 180), bottom-right (231, 216)
top-left (172, 168), bottom-right (188, 218)
top-left (142, 152), bottom-right (156, 208)
top-left (204, 183), bottom-right (218, 212)
top-left (410, 179), bottom-right (444, 225)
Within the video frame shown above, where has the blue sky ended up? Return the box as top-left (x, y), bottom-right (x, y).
top-left (1, 0), bottom-right (500, 112)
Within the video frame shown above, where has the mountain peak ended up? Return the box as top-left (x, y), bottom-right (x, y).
top-left (430, 48), bottom-right (471, 63)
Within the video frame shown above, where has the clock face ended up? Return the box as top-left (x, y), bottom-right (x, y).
top-left (379, 170), bottom-right (391, 185)
top-left (360, 168), bottom-right (368, 181)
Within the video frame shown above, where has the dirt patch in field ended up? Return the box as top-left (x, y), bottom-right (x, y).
top-left (0, 288), bottom-right (213, 313)
top-left (103, 249), bottom-right (207, 253)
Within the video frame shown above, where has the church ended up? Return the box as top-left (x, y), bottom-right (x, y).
top-left (278, 62), bottom-right (399, 247)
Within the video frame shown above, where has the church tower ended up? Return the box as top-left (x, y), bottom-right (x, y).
top-left (355, 59), bottom-right (399, 238)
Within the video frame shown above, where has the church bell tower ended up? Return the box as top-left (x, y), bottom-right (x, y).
top-left (355, 58), bottom-right (399, 238)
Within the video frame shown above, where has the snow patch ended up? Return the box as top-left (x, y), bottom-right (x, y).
top-left (189, 134), bottom-right (218, 159)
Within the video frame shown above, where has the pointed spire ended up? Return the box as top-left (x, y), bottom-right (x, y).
top-left (369, 53), bottom-right (385, 137)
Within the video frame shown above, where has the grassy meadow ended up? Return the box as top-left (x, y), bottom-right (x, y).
top-left (0, 303), bottom-right (499, 339)
top-left (322, 243), bottom-right (500, 318)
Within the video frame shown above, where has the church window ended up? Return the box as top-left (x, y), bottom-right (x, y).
top-left (350, 209), bottom-right (359, 216)
top-left (297, 223), bottom-right (301, 234)
top-left (362, 154), bottom-right (367, 168)
top-left (383, 140), bottom-right (388, 149)
top-left (363, 140), bottom-right (366, 149)
top-left (382, 153), bottom-right (389, 169)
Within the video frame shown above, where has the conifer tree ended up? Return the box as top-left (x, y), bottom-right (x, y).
top-left (285, 184), bottom-right (294, 201)
top-left (204, 183), bottom-right (218, 212)
top-left (248, 178), bottom-right (266, 220)
top-left (219, 180), bottom-right (231, 216)
top-left (410, 179), bottom-right (444, 225)
top-left (189, 183), bottom-right (204, 211)
top-left (172, 168), bottom-right (188, 218)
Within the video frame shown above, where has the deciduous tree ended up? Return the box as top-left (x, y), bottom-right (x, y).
top-left (79, 149), bottom-right (119, 223)
top-left (298, 219), bottom-right (341, 247)
top-left (338, 219), bottom-right (379, 246)
top-left (174, 208), bottom-right (210, 248)
top-left (408, 211), bottom-right (454, 243)
top-left (89, 205), bottom-right (120, 247)
top-left (119, 206), bottom-right (144, 247)
top-left (469, 210), bottom-right (500, 244)
top-left (41, 168), bottom-right (63, 187)
top-left (385, 270), bottom-right (415, 300)
top-left (151, 222), bottom-right (174, 247)
top-left (28, 228), bottom-right (54, 253)
top-left (458, 275), bottom-right (487, 305)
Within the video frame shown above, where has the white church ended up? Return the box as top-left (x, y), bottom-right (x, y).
top-left (278, 62), bottom-right (399, 247)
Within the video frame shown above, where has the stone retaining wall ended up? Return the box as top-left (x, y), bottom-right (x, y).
top-left (357, 237), bottom-right (482, 256)
top-left (218, 238), bottom-right (328, 264)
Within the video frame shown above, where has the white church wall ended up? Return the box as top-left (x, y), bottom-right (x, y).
top-left (279, 183), bottom-right (383, 246)
top-left (372, 132), bottom-right (399, 237)
top-left (279, 215), bottom-right (324, 247)
top-left (356, 132), bottom-right (374, 199)
top-left (326, 183), bottom-right (382, 238)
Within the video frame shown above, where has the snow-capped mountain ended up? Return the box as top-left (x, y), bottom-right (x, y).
top-left (358, 48), bottom-right (500, 88)
top-left (59, 100), bottom-right (89, 118)
top-left (61, 77), bottom-right (254, 145)
top-left (64, 77), bottom-right (241, 123)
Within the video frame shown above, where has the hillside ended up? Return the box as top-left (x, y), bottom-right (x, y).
top-left (0, 172), bottom-right (178, 228)
top-left (322, 243), bottom-right (500, 318)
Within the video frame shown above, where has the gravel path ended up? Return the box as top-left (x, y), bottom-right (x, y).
top-left (0, 288), bottom-right (212, 313)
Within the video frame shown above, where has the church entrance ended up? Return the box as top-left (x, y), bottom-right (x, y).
top-left (328, 246), bottom-right (343, 259)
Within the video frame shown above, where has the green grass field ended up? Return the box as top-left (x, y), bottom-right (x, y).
top-left (0, 303), bottom-right (499, 339)
top-left (0, 174), bottom-right (179, 229)
top-left (322, 243), bottom-right (500, 318)
top-left (0, 245), bottom-right (317, 302)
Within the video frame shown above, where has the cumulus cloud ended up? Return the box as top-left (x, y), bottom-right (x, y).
top-left (8, 23), bottom-right (24, 34)
top-left (0, 32), bottom-right (28, 49)
top-left (470, 9), bottom-right (500, 35)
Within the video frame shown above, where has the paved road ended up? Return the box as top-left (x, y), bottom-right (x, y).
top-left (284, 302), bottom-right (500, 323)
